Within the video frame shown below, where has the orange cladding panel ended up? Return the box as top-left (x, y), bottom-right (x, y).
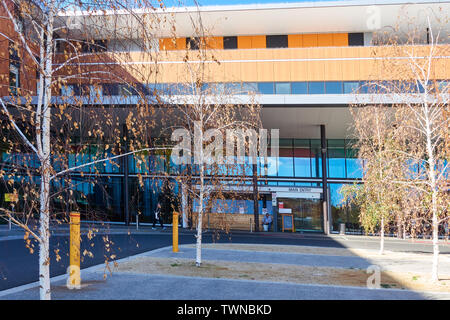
top-left (318, 34), bottom-right (333, 47)
top-left (288, 34), bottom-right (303, 48)
top-left (238, 36), bottom-right (252, 49)
top-left (303, 34), bottom-right (318, 48)
top-left (333, 33), bottom-right (349, 46)
top-left (251, 36), bottom-right (266, 48)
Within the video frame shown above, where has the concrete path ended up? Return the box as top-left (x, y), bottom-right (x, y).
top-left (1, 245), bottom-right (450, 300)
top-left (144, 246), bottom-right (450, 275)
top-left (1, 268), bottom-right (450, 300)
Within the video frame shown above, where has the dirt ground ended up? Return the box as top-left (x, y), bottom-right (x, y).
top-left (185, 243), bottom-right (449, 263)
top-left (113, 244), bottom-right (450, 293)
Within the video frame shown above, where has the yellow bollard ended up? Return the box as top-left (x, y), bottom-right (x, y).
top-left (69, 212), bottom-right (81, 288)
top-left (172, 211), bottom-right (179, 253)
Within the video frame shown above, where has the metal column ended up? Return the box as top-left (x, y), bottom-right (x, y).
top-left (320, 125), bottom-right (329, 234)
top-left (123, 124), bottom-right (130, 226)
top-left (252, 163), bottom-right (259, 232)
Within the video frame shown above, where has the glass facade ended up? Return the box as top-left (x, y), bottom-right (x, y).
top-left (61, 80), bottom-right (450, 97)
top-left (1, 137), bottom-right (362, 229)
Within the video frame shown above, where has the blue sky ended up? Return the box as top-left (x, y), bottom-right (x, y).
top-left (165, 0), bottom-right (345, 7)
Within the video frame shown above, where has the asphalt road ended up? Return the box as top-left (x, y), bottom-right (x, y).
top-left (0, 228), bottom-right (449, 291)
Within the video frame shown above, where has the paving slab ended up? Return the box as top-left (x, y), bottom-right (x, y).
top-left (143, 245), bottom-right (450, 275)
top-left (2, 270), bottom-right (450, 300)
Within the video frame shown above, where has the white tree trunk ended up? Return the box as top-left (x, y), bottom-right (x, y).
top-left (424, 104), bottom-right (440, 282)
top-left (379, 217), bottom-right (385, 255)
top-left (39, 10), bottom-right (54, 299)
top-left (39, 160), bottom-right (51, 300)
top-left (431, 210), bottom-right (439, 282)
top-left (196, 163), bottom-right (204, 267)
top-left (195, 123), bottom-right (204, 267)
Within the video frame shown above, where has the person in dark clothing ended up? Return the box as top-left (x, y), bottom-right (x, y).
top-left (152, 203), bottom-right (166, 230)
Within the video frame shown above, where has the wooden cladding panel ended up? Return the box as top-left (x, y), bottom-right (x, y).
top-left (237, 35), bottom-right (266, 49)
top-left (55, 45), bottom-right (450, 85)
top-left (332, 33), bottom-right (349, 46)
top-left (303, 34), bottom-right (318, 48)
top-left (204, 37), bottom-right (224, 49)
top-left (251, 36), bottom-right (266, 49)
top-left (288, 34), bottom-right (303, 48)
top-left (159, 38), bottom-right (186, 50)
top-left (323, 47), bottom-right (343, 81)
top-left (318, 34), bottom-right (334, 47)
top-left (159, 33), bottom-right (350, 51)
top-left (237, 36), bottom-right (252, 49)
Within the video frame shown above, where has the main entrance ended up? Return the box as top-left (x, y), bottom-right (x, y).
top-left (269, 187), bottom-right (323, 233)
top-left (276, 197), bottom-right (323, 232)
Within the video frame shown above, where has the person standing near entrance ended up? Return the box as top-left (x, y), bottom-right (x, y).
top-left (262, 213), bottom-right (273, 231)
top-left (152, 202), bottom-right (166, 230)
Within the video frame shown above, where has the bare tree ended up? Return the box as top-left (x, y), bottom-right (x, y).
top-left (163, 5), bottom-right (262, 266)
top-left (0, 0), bottom-right (171, 299)
top-left (341, 105), bottom-right (403, 254)
top-left (345, 13), bottom-right (449, 281)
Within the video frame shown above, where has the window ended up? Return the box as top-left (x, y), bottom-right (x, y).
top-left (242, 82), bottom-right (258, 94)
top-left (278, 139), bottom-right (294, 177)
top-left (266, 35), bottom-right (288, 48)
top-left (9, 64), bottom-right (20, 95)
top-left (225, 82), bottom-right (244, 94)
top-left (167, 83), bottom-right (185, 95)
top-left (291, 82), bottom-right (308, 94)
top-left (308, 82), bottom-right (325, 94)
top-left (327, 139), bottom-right (346, 178)
top-left (35, 56), bottom-right (40, 93)
top-left (223, 36), bottom-right (237, 49)
top-left (257, 82), bottom-right (274, 94)
top-left (275, 82), bottom-right (291, 94)
top-left (310, 139), bottom-right (322, 178)
top-left (146, 83), bottom-right (169, 95)
top-left (359, 81), bottom-right (373, 94)
top-left (294, 139), bottom-right (311, 178)
top-left (9, 42), bottom-right (20, 95)
top-left (186, 37), bottom-right (200, 50)
top-left (81, 39), bottom-right (108, 53)
top-left (348, 33), bottom-right (364, 46)
top-left (346, 144), bottom-right (362, 179)
top-left (325, 81), bottom-right (342, 94)
top-left (102, 84), bottom-right (117, 96)
top-left (343, 81), bottom-right (359, 94)
top-left (118, 84), bottom-right (137, 96)
top-left (438, 80), bottom-right (449, 93)
top-left (61, 84), bottom-right (77, 96)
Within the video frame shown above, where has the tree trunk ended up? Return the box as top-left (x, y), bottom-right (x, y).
top-left (431, 210), bottom-right (439, 282)
top-left (39, 11), bottom-right (54, 299)
top-left (379, 217), bottom-right (385, 255)
top-left (196, 163), bottom-right (204, 267)
top-left (195, 122), bottom-right (204, 267)
top-left (425, 106), bottom-right (439, 282)
top-left (39, 161), bottom-right (51, 300)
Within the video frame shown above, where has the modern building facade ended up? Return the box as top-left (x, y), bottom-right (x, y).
top-left (1, 0), bottom-right (449, 234)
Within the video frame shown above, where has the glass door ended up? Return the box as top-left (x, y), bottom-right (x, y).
top-left (277, 197), bottom-right (323, 232)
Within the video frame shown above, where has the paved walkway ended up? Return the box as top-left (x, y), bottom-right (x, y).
top-left (3, 271), bottom-right (449, 300)
top-left (1, 245), bottom-right (450, 300)
top-left (145, 246), bottom-right (450, 274)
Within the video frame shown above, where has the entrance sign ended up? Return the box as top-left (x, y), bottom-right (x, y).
top-left (281, 214), bottom-right (295, 232)
top-left (276, 192), bottom-right (320, 199)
